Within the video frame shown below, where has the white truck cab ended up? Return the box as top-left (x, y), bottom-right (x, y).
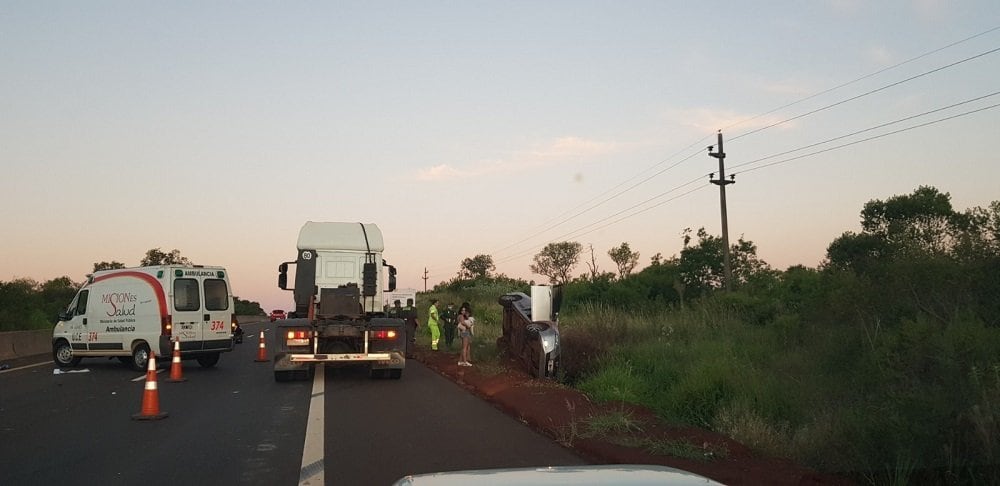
top-left (52, 265), bottom-right (235, 371)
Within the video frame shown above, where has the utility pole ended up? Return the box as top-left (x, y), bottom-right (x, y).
top-left (422, 267), bottom-right (428, 292)
top-left (708, 131), bottom-right (735, 291)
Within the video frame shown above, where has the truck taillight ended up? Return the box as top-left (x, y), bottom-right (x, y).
top-left (371, 330), bottom-right (397, 340)
top-left (162, 315), bottom-right (172, 336)
top-left (286, 330), bottom-right (310, 347)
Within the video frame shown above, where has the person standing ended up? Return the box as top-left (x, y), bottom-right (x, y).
top-left (387, 299), bottom-right (402, 318)
top-left (441, 302), bottom-right (458, 350)
top-left (427, 299), bottom-right (442, 351)
top-left (457, 306), bottom-right (474, 367)
top-left (403, 298), bottom-right (419, 358)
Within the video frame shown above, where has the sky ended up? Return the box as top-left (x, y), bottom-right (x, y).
top-left (2, 1), bottom-right (999, 313)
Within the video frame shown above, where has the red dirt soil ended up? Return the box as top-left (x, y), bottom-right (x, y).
top-left (414, 347), bottom-right (854, 486)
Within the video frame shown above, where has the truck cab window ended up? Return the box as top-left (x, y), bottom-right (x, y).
top-left (173, 278), bottom-right (201, 311)
top-left (204, 279), bottom-right (229, 311)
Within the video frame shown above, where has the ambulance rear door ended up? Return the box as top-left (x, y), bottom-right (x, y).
top-left (171, 273), bottom-right (205, 347)
top-left (202, 272), bottom-right (233, 345)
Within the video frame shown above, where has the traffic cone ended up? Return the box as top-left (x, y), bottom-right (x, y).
top-left (167, 340), bottom-right (186, 383)
top-left (255, 330), bottom-right (268, 362)
top-left (132, 351), bottom-right (168, 420)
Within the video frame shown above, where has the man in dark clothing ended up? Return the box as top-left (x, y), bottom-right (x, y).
top-left (387, 299), bottom-right (402, 318)
top-left (402, 298), bottom-right (418, 358)
top-left (441, 302), bottom-right (458, 350)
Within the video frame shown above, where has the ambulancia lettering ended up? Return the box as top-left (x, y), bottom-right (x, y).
top-left (184, 270), bottom-right (216, 276)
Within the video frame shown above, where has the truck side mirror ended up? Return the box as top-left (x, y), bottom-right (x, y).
top-left (58, 311), bottom-right (71, 321)
top-left (278, 263), bottom-right (288, 290)
top-left (387, 265), bottom-right (397, 292)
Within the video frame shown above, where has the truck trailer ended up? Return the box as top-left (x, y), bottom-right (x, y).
top-left (272, 222), bottom-right (405, 381)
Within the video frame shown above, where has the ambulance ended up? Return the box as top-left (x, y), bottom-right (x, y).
top-left (52, 265), bottom-right (236, 371)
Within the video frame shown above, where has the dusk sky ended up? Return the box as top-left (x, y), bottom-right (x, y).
top-left (2, 1), bottom-right (998, 313)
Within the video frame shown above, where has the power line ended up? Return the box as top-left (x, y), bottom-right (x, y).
top-left (423, 28), bottom-right (1000, 279)
top-left (493, 175), bottom-right (709, 265)
top-left (733, 102), bottom-right (1000, 176)
top-left (489, 149), bottom-right (708, 260)
top-left (476, 30), bottom-right (1000, 266)
top-left (721, 25), bottom-right (1000, 133)
top-left (730, 90), bottom-right (1000, 171)
top-left (730, 45), bottom-right (1000, 142)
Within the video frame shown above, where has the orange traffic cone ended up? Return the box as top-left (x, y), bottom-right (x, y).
top-left (132, 351), bottom-right (168, 420)
top-left (167, 340), bottom-right (186, 383)
top-left (255, 330), bottom-right (268, 362)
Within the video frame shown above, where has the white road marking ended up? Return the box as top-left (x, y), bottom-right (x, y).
top-left (0, 361), bottom-right (53, 374)
top-left (299, 365), bottom-right (325, 486)
top-left (130, 369), bottom-right (165, 382)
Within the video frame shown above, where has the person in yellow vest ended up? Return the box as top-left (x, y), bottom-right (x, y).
top-left (427, 299), bottom-right (442, 351)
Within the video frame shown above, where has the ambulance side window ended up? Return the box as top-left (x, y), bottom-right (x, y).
top-left (173, 278), bottom-right (201, 311)
top-left (75, 290), bottom-right (89, 315)
top-left (204, 279), bottom-right (229, 311)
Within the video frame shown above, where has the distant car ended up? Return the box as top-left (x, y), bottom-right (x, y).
top-left (269, 309), bottom-right (286, 322)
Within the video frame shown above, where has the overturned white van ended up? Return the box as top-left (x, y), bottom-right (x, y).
top-left (52, 265), bottom-right (236, 371)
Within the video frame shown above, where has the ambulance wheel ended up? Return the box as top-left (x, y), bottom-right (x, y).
top-left (53, 340), bottom-right (81, 368)
top-left (131, 344), bottom-right (150, 372)
top-left (197, 353), bottom-right (220, 368)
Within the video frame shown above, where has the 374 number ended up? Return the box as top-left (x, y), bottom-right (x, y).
top-left (210, 320), bottom-right (226, 331)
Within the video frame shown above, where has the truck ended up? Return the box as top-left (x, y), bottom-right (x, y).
top-left (272, 222), bottom-right (405, 381)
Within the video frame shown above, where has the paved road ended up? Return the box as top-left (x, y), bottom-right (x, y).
top-left (0, 321), bottom-right (584, 485)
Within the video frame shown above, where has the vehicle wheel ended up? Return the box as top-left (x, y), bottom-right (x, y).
top-left (53, 340), bottom-right (81, 368)
top-left (197, 353), bottom-right (220, 368)
top-left (274, 370), bottom-right (293, 382)
top-left (389, 369), bottom-right (402, 380)
top-left (131, 343), bottom-right (150, 372)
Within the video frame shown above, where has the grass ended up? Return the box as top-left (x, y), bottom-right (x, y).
top-left (419, 282), bottom-right (1000, 483)
top-left (564, 298), bottom-right (1000, 484)
top-left (643, 438), bottom-right (729, 461)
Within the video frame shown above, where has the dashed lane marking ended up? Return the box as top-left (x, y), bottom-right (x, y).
top-left (299, 365), bottom-right (325, 486)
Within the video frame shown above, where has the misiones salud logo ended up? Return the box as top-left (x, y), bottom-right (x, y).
top-left (102, 292), bottom-right (138, 317)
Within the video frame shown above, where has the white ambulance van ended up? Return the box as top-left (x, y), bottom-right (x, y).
top-left (52, 265), bottom-right (236, 371)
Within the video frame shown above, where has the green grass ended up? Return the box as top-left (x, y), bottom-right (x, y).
top-left (643, 438), bottom-right (729, 461)
top-left (420, 281), bottom-right (1000, 484)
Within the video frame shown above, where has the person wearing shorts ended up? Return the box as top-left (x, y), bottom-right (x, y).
top-left (457, 306), bottom-right (473, 366)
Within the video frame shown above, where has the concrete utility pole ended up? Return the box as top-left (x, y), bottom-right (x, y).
top-left (708, 131), bottom-right (735, 291)
top-left (422, 267), bottom-right (428, 292)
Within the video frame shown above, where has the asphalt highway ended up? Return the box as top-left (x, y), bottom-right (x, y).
top-left (0, 320), bottom-right (584, 486)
